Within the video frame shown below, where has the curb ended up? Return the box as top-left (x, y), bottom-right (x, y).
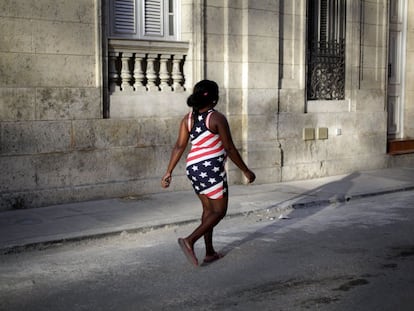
top-left (1, 186), bottom-right (413, 255)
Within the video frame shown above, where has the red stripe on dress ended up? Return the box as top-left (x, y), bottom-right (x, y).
top-left (192, 132), bottom-right (218, 146)
top-left (190, 138), bottom-right (222, 152)
top-left (186, 150), bottom-right (226, 167)
top-left (187, 146), bottom-right (224, 162)
top-left (204, 186), bottom-right (223, 199)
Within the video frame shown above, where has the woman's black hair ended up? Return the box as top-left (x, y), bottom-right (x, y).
top-left (187, 80), bottom-right (219, 113)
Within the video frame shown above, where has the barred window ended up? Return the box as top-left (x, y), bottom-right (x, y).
top-left (307, 0), bottom-right (346, 100)
top-left (110, 0), bottom-right (180, 41)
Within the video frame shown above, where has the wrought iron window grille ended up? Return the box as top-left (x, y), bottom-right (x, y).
top-left (307, 39), bottom-right (345, 100)
top-left (307, 0), bottom-right (346, 100)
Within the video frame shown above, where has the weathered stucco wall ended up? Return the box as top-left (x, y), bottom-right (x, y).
top-left (0, 1), bottom-right (192, 210)
top-left (0, 1), bottom-right (103, 209)
top-left (202, 1), bottom-right (282, 183)
top-left (1, 0), bottom-right (413, 211)
top-left (277, 0), bottom-right (389, 181)
top-left (0, 0), bottom-right (101, 119)
top-left (0, 0), bottom-right (209, 210)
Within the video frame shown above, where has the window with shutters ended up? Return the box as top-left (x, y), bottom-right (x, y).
top-left (109, 0), bottom-right (180, 41)
top-left (307, 0), bottom-right (346, 100)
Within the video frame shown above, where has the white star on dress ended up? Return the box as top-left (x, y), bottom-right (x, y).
top-left (200, 183), bottom-right (206, 188)
top-left (208, 178), bottom-right (217, 184)
top-left (195, 127), bottom-right (202, 133)
top-left (202, 161), bottom-right (212, 167)
top-left (212, 167), bottom-right (220, 172)
top-left (192, 165), bottom-right (199, 171)
top-left (199, 172), bottom-right (208, 178)
top-left (198, 115), bottom-right (203, 121)
top-left (218, 157), bottom-right (224, 162)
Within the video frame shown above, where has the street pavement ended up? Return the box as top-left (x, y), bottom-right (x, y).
top-left (1, 167), bottom-right (414, 254)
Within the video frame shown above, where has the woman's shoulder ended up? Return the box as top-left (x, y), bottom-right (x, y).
top-left (207, 110), bottom-right (229, 132)
top-left (181, 111), bottom-right (192, 121)
top-left (179, 113), bottom-right (190, 126)
top-left (209, 110), bottom-right (227, 122)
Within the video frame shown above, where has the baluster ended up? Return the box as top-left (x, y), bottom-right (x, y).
top-left (146, 53), bottom-right (159, 91)
top-left (159, 54), bottom-right (171, 91)
top-left (133, 53), bottom-right (146, 92)
top-left (108, 52), bottom-right (120, 92)
top-left (172, 54), bottom-right (185, 92)
top-left (120, 52), bottom-right (133, 91)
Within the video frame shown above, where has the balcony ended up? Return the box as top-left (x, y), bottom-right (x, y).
top-left (108, 39), bottom-right (189, 93)
top-left (107, 39), bottom-right (190, 118)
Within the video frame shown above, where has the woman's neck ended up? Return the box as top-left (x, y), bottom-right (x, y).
top-left (198, 104), bottom-right (215, 113)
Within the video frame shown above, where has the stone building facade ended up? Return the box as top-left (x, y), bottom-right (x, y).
top-left (1, 0), bottom-right (413, 210)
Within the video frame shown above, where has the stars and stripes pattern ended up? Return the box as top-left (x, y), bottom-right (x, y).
top-left (186, 109), bottom-right (227, 199)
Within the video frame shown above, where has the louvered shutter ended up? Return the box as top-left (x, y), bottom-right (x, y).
top-left (113, 0), bottom-right (136, 34)
top-left (143, 0), bottom-right (163, 37)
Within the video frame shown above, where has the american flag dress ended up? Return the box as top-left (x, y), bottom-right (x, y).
top-left (186, 109), bottom-right (228, 199)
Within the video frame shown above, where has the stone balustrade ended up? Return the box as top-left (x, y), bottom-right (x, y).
top-left (108, 39), bottom-right (189, 93)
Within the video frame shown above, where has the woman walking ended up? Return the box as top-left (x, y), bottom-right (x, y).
top-left (161, 80), bottom-right (255, 267)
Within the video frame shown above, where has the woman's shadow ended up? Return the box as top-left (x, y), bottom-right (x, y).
top-left (219, 171), bottom-right (361, 256)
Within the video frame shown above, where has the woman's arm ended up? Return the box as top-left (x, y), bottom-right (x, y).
top-left (209, 112), bottom-right (256, 183)
top-left (161, 116), bottom-right (190, 188)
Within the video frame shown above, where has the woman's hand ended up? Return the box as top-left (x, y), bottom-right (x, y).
top-left (161, 173), bottom-right (172, 188)
top-left (243, 169), bottom-right (256, 184)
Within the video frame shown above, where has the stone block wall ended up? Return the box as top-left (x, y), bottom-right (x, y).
top-left (277, 0), bottom-right (389, 181)
top-left (201, 1), bottom-right (282, 184)
top-left (0, 113), bottom-right (191, 210)
top-left (1, 0), bottom-right (412, 210)
top-left (0, 1), bottom-right (102, 209)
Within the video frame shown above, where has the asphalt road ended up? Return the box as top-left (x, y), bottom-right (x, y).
top-left (1, 190), bottom-right (414, 311)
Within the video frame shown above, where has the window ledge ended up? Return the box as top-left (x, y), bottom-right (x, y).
top-left (306, 100), bottom-right (351, 113)
top-left (108, 38), bottom-right (189, 54)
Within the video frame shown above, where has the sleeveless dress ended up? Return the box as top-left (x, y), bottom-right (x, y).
top-left (186, 109), bottom-right (228, 199)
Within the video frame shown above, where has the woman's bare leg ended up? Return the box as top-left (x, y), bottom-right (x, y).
top-left (184, 194), bottom-right (228, 254)
top-left (199, 195), bottom-right (215, 256)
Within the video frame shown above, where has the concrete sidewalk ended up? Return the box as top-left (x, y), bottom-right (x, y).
top-left (1, 167), bottom-right (414, 254)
